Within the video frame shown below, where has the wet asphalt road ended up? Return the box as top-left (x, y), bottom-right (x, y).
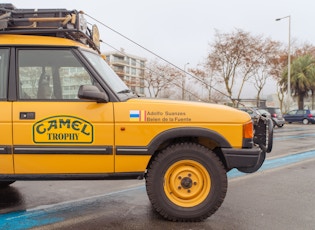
top-left (1, 124), bottom-right (315, 230)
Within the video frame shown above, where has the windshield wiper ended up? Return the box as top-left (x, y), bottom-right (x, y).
top-left (117, 89), bottom-right (131, 94)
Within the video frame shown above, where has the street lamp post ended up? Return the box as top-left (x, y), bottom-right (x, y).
top-left (182, 62), bottom-right (189, 100)
top-left (276, 15), bottom-right (291, 106)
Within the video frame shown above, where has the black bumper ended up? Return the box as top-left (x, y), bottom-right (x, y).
top-left (221, 147), bottom-right (262, 169)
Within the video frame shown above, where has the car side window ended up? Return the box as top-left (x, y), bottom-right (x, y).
top-left (18, 49), bottom-right (94, 100)
top-left (287, 110), bottom-right (295, 115)
top-left (296, 110), bottom-right (304, 115)
top-left (0, 49), bottom-right (9, 99)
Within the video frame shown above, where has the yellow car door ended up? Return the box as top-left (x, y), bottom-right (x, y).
top-left (12, 48), bottom-right (114, 174)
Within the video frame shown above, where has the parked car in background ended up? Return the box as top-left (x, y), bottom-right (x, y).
top-left (283, 109), bottom-right (315, 124)
top-left (262, 107), bottom-right (285, 128)
top-left (239, 107), bottom-right (271, 120)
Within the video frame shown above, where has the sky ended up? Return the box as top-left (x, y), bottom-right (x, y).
top-left (6, 0), bottom-right (315, 97)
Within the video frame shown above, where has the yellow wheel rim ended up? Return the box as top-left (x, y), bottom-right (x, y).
top-left (164, 160), bottom-right (211, 207)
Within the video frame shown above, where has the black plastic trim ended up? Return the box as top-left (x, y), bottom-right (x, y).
top-left (13, 145), bottom-right (112, 155)
top-left (243, 138), bottom-right (254, 148)
top-left (0, 172), bottom-right (144, 181)
top-left (0, 146), bottom-right (11, 154)
top-left (116, 147), bottom-right (149, 155)
top-left (148, 127), bottom-right (231, 152)
top-left (221, 147), bottom-right (261, 169)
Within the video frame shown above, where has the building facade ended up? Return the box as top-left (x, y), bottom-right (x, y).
top-left (103, 49), bottom-right (146, 95)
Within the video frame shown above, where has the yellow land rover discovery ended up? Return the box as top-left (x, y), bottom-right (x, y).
top-left (0, 4), bottom-right (273, 222)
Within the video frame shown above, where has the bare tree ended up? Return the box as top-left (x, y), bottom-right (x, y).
top-left (144, 59), bottom-right (181, 98)
top-left (189, 65), bottom-right (224, 103)
top-left (250, 39), bottom-right (281, 107)
top-left (207, 29), bottom-right (266, 107)
top-left (268, 47), bottom-right (288, 112)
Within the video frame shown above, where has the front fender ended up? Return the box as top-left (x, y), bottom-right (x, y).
top-left (147, 127), bottom-right (232, 154)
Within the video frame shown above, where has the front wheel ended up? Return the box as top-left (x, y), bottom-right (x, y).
top-left (302, 118), bottom-right (309, 125)
top-left (145, 143), bottom-right (227, 222)
top-left (0, 181), bottom-right (15, 188)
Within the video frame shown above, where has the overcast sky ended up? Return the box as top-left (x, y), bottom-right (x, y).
top-left (6, 0), bottom-right (315, 97)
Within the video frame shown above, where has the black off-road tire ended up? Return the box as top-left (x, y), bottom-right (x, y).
top-left (145, 142), bottom-right (227, 222)
top-left (0, 181), bottom-right (15, 188)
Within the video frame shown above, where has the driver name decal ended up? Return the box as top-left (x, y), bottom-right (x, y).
top-left (33, 115), bottom-right (94, 144)
top-left (129, 110), bottom-right (192, 122)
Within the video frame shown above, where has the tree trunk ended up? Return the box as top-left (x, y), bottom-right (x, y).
top-left (312, 90), bottom-right (315, 110)
top-left (298, 94), bottom-right (304, 110)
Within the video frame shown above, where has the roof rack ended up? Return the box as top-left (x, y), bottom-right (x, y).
top-left (0, 4), bottom-right (100, 53)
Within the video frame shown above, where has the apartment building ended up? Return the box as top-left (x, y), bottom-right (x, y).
top-left (103, 49), bottom-right (146, 95)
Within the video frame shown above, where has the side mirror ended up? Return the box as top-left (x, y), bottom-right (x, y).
top-left (78, 85), bottom-right (109, 103)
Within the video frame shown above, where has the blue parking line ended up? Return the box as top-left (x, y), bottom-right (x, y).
top-left (0, 210), bottom-right (63, 230)
top-left (227, 150), bottom-right (315, 178)
top-left (0, 186), bottom-right (144, 230)
top-left (1, 150), bottom-right (315, 230)
top-left (274, 133), bottom-right (315, 141)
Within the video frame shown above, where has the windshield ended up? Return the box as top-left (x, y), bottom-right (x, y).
top-left (81, 50), bottom-right (130, 95)
top-left (257, 109), bottom-right (270, 115)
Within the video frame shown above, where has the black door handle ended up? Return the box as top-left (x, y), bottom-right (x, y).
top-left (20, 112), bottom-right (35, 120)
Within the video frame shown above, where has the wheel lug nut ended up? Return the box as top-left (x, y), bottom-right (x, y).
top-left (178, 176), bottom-right (182, 180)
top-left (188, 190), bottom-right (191, 193)
top-left (188, 174), bottom-right (191, 177)
top-left (194, 182), bottom-right (197, 185)
top-left (178, 186), bottom-right (181, 190)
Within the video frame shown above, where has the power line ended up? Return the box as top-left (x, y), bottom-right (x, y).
top-left (83, 12), bottom-right (232, 102)
top-left (101, 40), bottom-right (205, 101)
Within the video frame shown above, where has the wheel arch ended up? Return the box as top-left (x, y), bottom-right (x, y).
top-left (146, 127), bottom-right (231, 171)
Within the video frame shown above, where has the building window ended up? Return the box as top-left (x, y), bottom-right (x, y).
top-left (113, 56), bottom-right (124, 63)
top-left (140, 61), bottom-right (145, 68)
top-left (131, 58), bottom-right (136, 66)
top-left (131, 68), bottom-right (136, 75)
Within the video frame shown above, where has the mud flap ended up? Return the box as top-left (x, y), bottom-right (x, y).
top-left (237, 149), bottom-right (266, 173)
